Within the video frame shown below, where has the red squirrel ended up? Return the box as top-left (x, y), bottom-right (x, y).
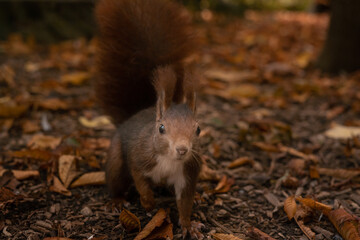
top-left (95, 0), bottom-right (203, 238)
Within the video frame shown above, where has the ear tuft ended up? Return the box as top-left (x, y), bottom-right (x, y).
top-left (153, 65), bottom-right (177, 120)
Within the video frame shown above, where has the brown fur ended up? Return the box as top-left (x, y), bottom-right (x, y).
top-left (95, 0), bottom-right (198, 124)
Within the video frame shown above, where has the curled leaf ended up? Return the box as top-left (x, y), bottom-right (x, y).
top-left (284, 196), bottom-right (297, 220)
top-left (134, 208), bottom-right (167, 240)
top-left (120, 208), bottom-right (141, 232)
top-left (70, 171), bottom-right (105, 188)
top-left (328, 208), bottom-right (360, 240)
top-left (295, 197), bottom-right (332, 216)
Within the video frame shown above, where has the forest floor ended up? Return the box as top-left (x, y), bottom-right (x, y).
top-left (1, 10), bottom-right (360, 240)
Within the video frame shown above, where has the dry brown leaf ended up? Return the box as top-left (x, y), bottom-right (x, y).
top-left (7, 149), bottom-right (53, 161)
top-left (228, 84), bottom-right (260, 98)
top-left (282, 175), bottom-right (300, 188)
top-left (22, 120), bottom-right (40, 133)
top-left (61, 71), bottom-right (91, 86)
top-left (0, 103), bottom-right (28, 118)
top-left (59, 155), bottom-right (80, 188)
top-left (27, 134), bottom-right (62, 150)
top-left (205, 69), bottom-right (257, 83)
top-left (284, 196), bottom-right (297, 220)
top-left (0, 187), bottom-right (23, 209)
top-left (199, 162), bottom-right (221, 181)
top-left (295, 219), bottom-right (315, 240)
top-left (212, 233), bottom-right (244, 240)
top-left (146, 222), bottom-right (173, 240)
top-left (120, 208), bottom-right (141, 232)
top-left (38, 98), bottom-right (69, 111)
top-left (134, 208), bottom-right (167, 240)
top-left (287, 158), bottom-right (306, 176)
top-left (295, 197), bottom-right (333, 216)
top-left (252, 142), bottom-right (280, 152)
top-left (78, 116), bottom-right (113, 129)
top-left (317, 168), bottom-right (360, 180)
top-left (213, 175), bottom-right (234, 194)
top-left (279, 145), bottom-right (318, 163)
top-left (70, 171), bottom-right (105, 188)
top-left (328, 208), bottom-right (360, 240)
top-left (324, 124), bottom-right (360, 139)
top-left (247, 226), bottom-right (276, 240)
top-left (49, 176), bottom-right (72, 197)
top-left (12, 170), bottom-right (39, 180)
top-left (309, 165), bottom-right (320, 179)
top-left (227, 157), bottom-right (253, 169)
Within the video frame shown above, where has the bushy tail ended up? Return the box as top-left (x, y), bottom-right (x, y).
top-left (95, 0), bottom-right (197, 123)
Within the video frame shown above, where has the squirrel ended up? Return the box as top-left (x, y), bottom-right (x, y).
top-left (95, 0), bottom-right (203, 238)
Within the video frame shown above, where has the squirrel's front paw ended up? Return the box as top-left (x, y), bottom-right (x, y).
top-left (140, 195), bottom-right (155, 212)
top-left (181, 221), bottom-right (204, 239)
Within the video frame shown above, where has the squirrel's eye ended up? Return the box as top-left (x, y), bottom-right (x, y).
top-left (159, 124), bottom-right (165, 134)
top-left (196, 126), bottom-right (201, 136)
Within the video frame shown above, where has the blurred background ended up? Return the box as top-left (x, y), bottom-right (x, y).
top-left (0, 0), bottom-right (329, 43)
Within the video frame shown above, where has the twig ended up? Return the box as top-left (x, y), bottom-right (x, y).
top-left (208, 216), bottom-right (234, 235)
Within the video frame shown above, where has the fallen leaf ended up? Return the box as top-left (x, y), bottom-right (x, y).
top-left (199, 161), bottom-right (221, 181)
top-left (49, 176), bottom-right (71, 197)
top-left (27, 134), bottom-right (62, 150)
top-left (328, 208), bottom-right (360, 240)
top-left (59, 155), bottom-right (80, 188)
top-left (0, 187), bottom-right (23, 210)
top-left (78, 116), bottom-right (113, 129)
top-left (228, 84), bottom-right (260, 98)
top-left (279, 145), bottom-right (318, 163)
top-left (212, 233), bottom-right (244, 240)
top-left (22, 120), bottom-right (40, 133)
top-left (7, 149), bottom-right (53, 161)
top-left (38, 98), bottom-right (69, 111)
top-left (205, 69), bottom-right (257, 83)
top-left (61, 72), bottom-right (91, 86)
top-left (146, 222), bottom-right (173, 240)
top-left (12, 170), bottom-right (39, 180)
top-left (295, 196), bottom-right (332, 216)
top-left (120, 208), bottom-right (141, 232)
top-left (227, 157), bottom-right (253, 169)
top-left (287, 159), bottom-right (306, 176)
top-left (70, 171), bottom-right (105, 188)
top-left (309, 165), bottom-right (320, 179)
top-left (252, 142), bottom-right (280, 152)
top-left (0, 103), bottom-right (28, 118)
top-left (317, 168), bottom-right (360, 180)
top-left (247, 226), bottom-right (276, 240)
top-left (324, 124), bottom-right (360, 139)
top-left (284, 196), bottom-right (297, 220)
top-left (134, 208), bottom-right (167, 240)
top-left (213, 175), bottom-right (234, 194)
top-left (295, 218), bottom-right (315, 240)
top-left (43, 238), bottom-right (73, 240)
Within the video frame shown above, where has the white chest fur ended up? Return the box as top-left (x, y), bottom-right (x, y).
top-left (144, 155), bottom-right (186, 200)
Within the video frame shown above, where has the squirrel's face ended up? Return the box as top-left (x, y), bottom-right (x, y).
top-left (154, 104), bottom-right (200, 161)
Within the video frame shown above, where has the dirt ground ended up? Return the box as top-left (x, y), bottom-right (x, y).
top-left (1, 10), bottom-right (360, 240)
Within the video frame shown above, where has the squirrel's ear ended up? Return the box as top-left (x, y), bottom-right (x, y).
top-left (183, 70), bottom-right (197, 114)
top-left (153, 66), bottom-right (176, 120)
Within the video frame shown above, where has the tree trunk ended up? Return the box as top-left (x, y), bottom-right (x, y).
top-left (317, 0), bottom-right (360, 73)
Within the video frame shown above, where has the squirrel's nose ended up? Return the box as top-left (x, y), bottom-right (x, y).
top-left (176, 146), bottom-right (188, 155)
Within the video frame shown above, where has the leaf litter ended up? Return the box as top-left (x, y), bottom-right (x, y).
top-left (1, 9), bottom-right (360, 240)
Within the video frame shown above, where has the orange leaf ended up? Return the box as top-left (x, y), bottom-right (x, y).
top-left (134, 208), bottom-right (167, 240)
top-left (12, 170), bottom-right (39, 180)
top-left (227, 157), bottom-right (253, 169)
top-left (317, 168), bottom-right (360, 179)
top-left (49, 176), bottom-right (71, 197)
top-left (247, 226), bottom-right (276, 240)
top-left (284, 196), bottom-right (297, 220)
top-left (295, 197), bottom-right (332, 216)
top-left (309, 165), bottom-right (320, 179)
top-left (119, 208), bottom-right (141, 232)
top-left (252, 142), bottom-right (279, 152)
top-left (146, 222), bottom-right (173, 240)
top-left (27, 134), bottom-right (62, 150)
top-left (328, 208), bottom-right (360, 240)
top-left (212, 233), bottom-right (244, 240)
top-left (38, 98), bottom-right (69, 111)
top-left (0, 103), bottom-right (28, 118)
top-left (70, 171), bottom-right (105, 188)
top-left (213, 176), bottom-right (235, 193)
top-left (7, 149), bottom-right (53, 161)
top-left (199, 162), bottom-right (220, 181)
